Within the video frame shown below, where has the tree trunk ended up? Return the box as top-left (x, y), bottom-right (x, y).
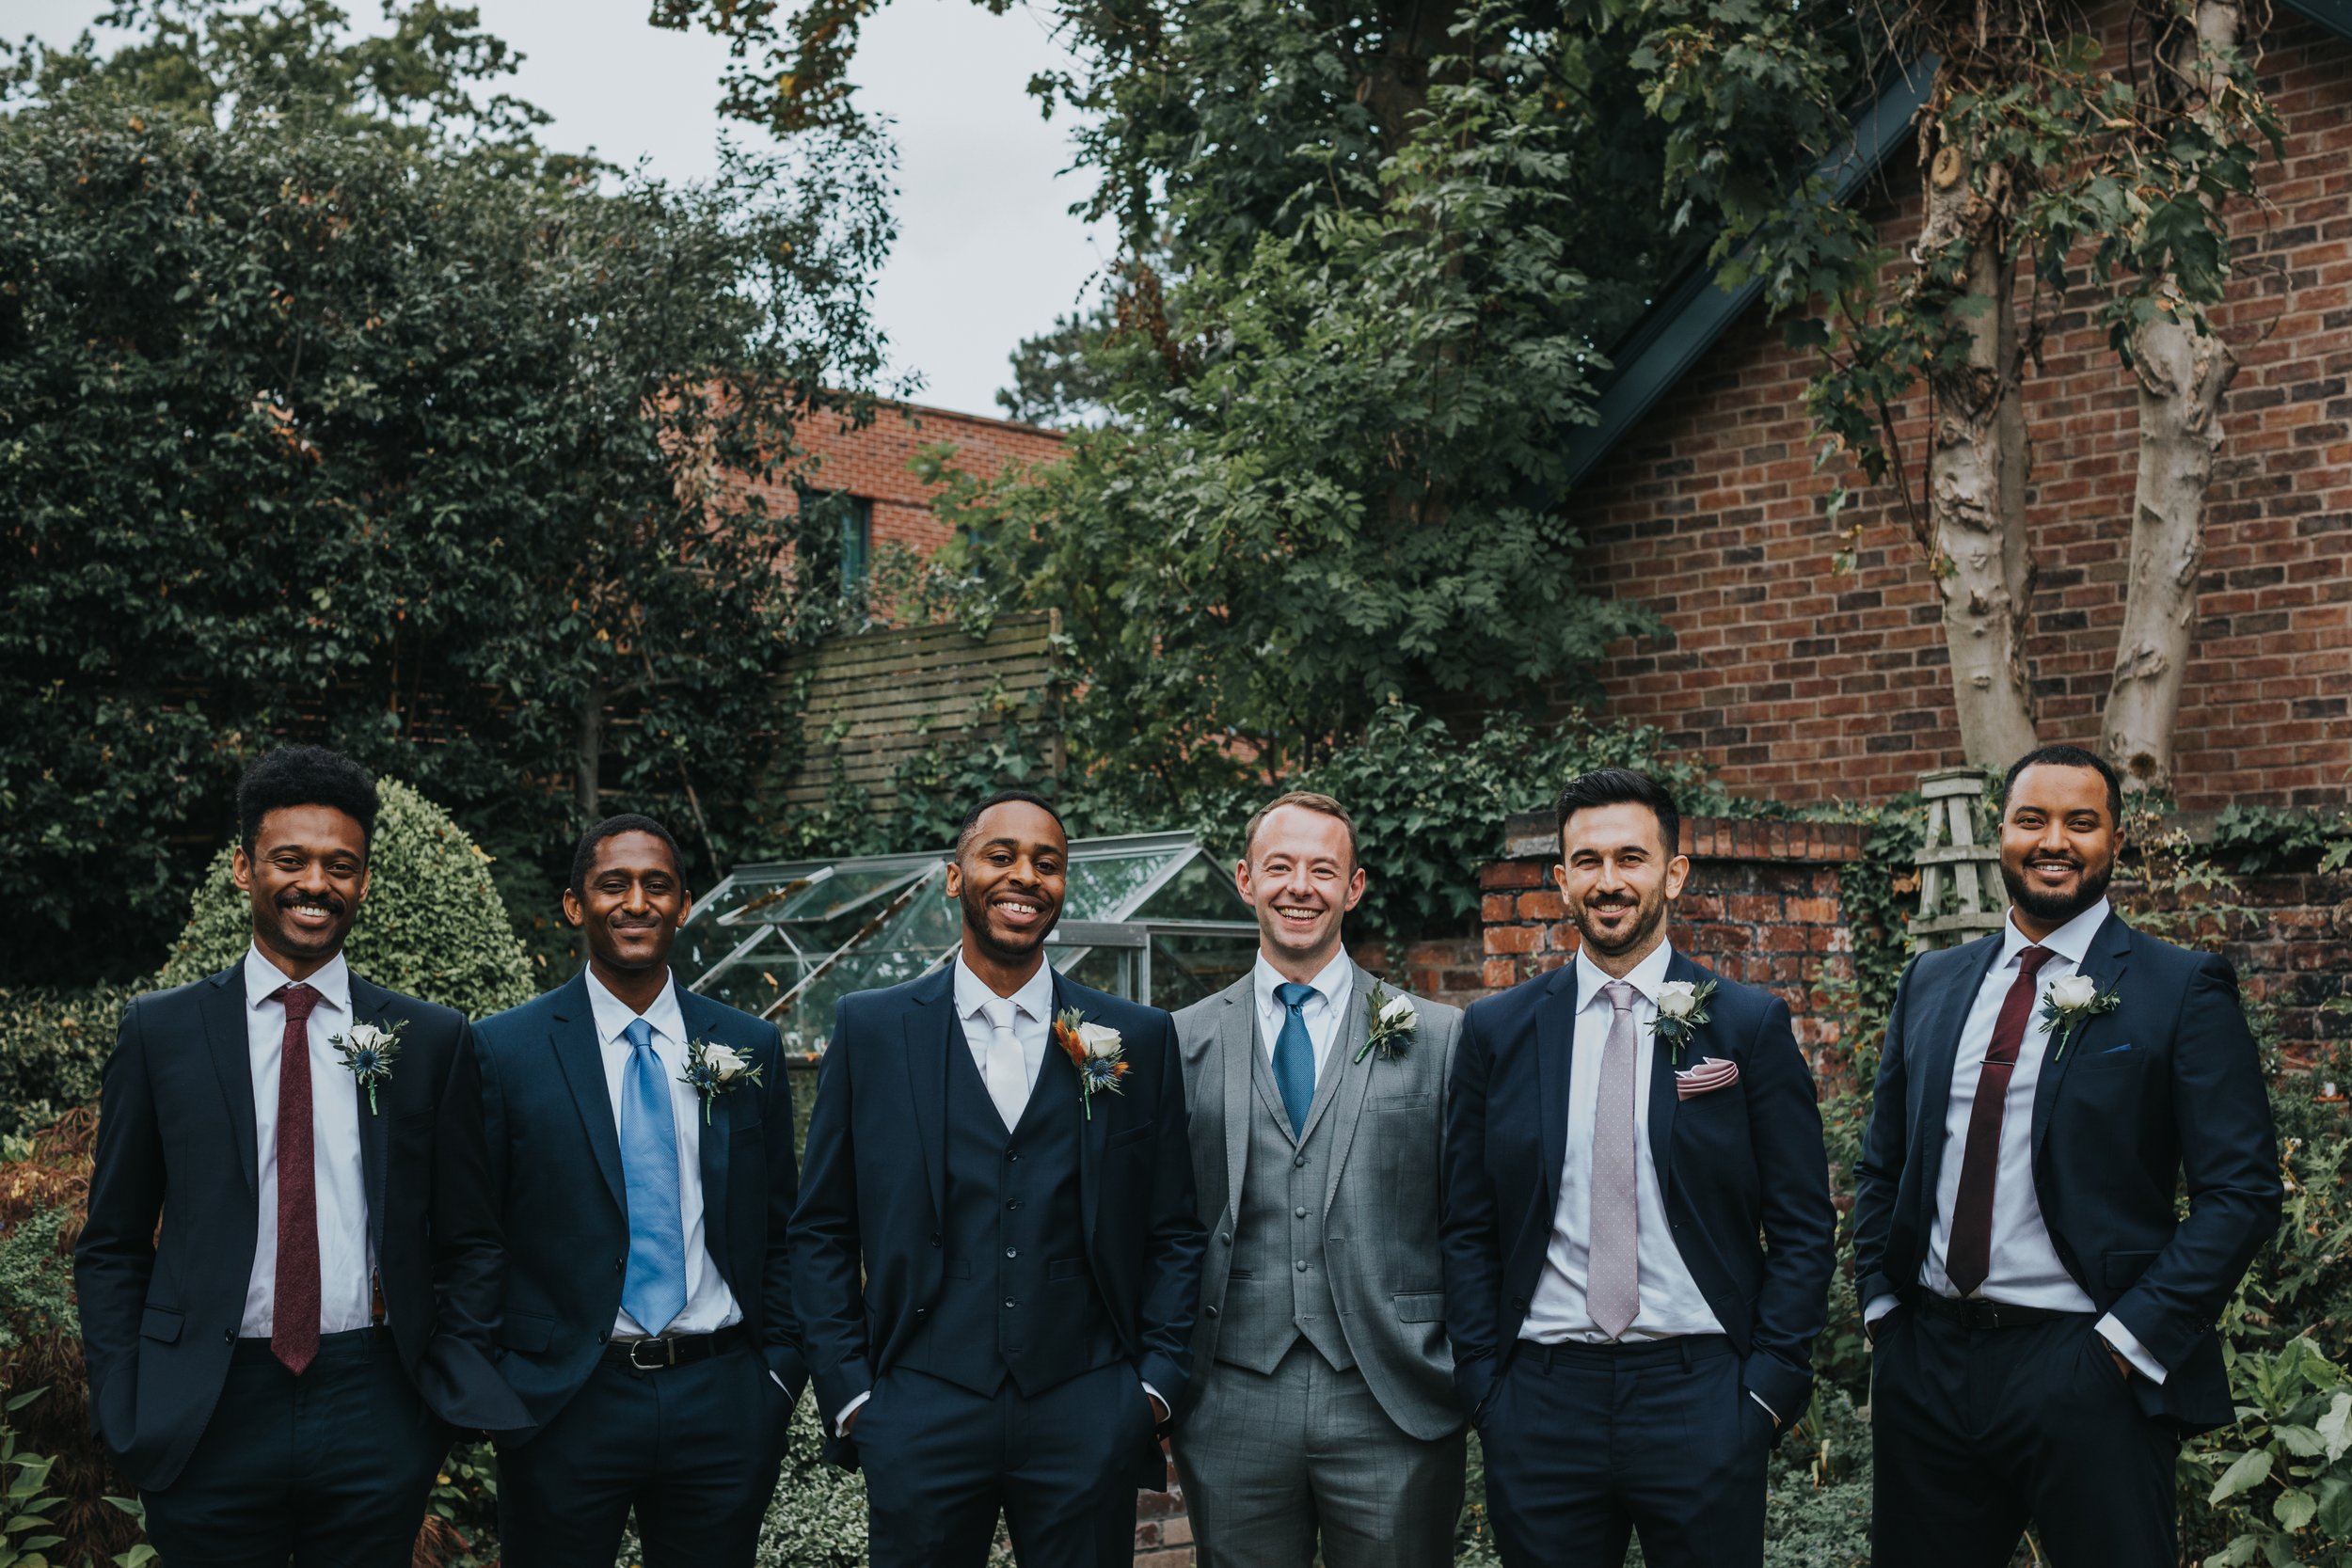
top-left (1920, 124), bottom-right (2042, 769)
top-left (2102, 0), bottom-right (2244, 794)
top-left (577, 687), bottom-right (604, 820)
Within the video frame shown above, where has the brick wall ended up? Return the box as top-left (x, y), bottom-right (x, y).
top-left (1477, 814), bottom-right (1863, 1053)
top-left (1549, 11), bottom-right (2352, 811)
top-left (728, 397), bottom-right (1064, 562)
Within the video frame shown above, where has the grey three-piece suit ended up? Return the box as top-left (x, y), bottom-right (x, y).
top-left (1170, 962), bottom-right (1468, 1568)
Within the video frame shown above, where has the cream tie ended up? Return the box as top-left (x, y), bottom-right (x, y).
top-left (981, 997), bottom-right (1030, 1132)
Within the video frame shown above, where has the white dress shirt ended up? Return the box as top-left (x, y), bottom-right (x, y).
top-left (1523, 941), bottom-right (1726, 1345)
top-left (1251, 947), bottom-right (1355, 1095)
top-left (1862, 898), bottom-right (2165, 1382)
top-left (240, 946), bottom-right (374, 1338)
top-left (585, 969), bottom-right (744, 1338)
top-left (953, 952), bottom-right (1056, 1098)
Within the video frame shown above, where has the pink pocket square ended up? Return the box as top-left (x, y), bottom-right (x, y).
top-left (1675, 1057), bottom-right (1740, 1099)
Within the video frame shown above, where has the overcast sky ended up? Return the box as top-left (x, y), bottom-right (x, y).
top-left (1, 0), bottom-right (1110, 420)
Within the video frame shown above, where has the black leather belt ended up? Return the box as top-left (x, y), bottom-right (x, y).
top-left (1912, 1293), bottom-right (2089, 1331)
top-left (602, 1323), bottom-right (751, 1370)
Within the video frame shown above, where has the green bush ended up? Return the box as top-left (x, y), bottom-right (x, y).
top-left (0, 984), bottom-right (132, 1141)
top-left (155, 779), bottom-right (535, 1018)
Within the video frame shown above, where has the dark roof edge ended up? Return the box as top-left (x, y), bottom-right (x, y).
top-left (2280, 0), bottom-right (2352, 40)
top-left (1558, 55), bottom-right (1937, 494)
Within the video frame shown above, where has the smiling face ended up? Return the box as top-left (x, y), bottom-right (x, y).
top-left (232, 803), bottom-right (371, 980)
top-left (1237, 802), bottom-right (1365, 975)
top-left (946, 800), bottom-right (1068, 972)
top-left (1998, 763), bottom-right (2120, 938)
top-left (1555, 800), bottom-right (1688, 975)
top-left (564, 830), bottom-right (691, 976)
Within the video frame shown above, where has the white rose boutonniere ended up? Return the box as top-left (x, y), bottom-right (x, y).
top-left (1053, 1009), bottom-right (1129, 1118)
top-left (1647, 977), bottom-right (1719, 1065)
top-left (2039, 973), bottom-right (2122, 1061)
top-left (680, 1037), bottom-right (765, 1124)
top-left (330, 1020), bottom-right (405, 1116)
top-left (1355, 984), bottom-right (1418, 1064)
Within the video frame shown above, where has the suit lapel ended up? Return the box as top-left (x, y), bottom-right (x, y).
top-left (346, 975), bottom-right (394, 1257)
top-left (200, 965), bottom-right (260, 1196)
top-left (548, 973), bottom-right (627, 1214)
top-left (2030, 911), bottom-right (2134, 1170)
top-left (1218, 982), bottom-right (1253, 1224)
top-left (1320, 965), bottom-right (1382, 1213)
top-left (903, 967), bottom-right (954, 1230)
top-left (679, 990), bottom-right (732, 1283)
top-left (1649, 953), bottom-right (1708, 1206)
top-left (1913, 934), bottom-right (2004, 1205)
top-left (1536, 965), bottom-right (1577, 1211)
top-left (1055, 974), bottom-right (1111, 1245)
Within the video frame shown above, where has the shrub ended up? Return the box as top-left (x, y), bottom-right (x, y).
top-left (0, 983), bottom-right (133, 1142)
top-left (155, 778), bottom-right (536, 1018)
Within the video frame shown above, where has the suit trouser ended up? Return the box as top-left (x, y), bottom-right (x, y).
top-left (1870, 1304), bottom-right (2177, 1568)
top-left (1171, 1339), bottom-right (1465, 1568)
top-left (498, 1343), bottom-right (791, 1568)
top-left (1478, 1334), bottom-right (1773, 1568)
top-left (139, 1328), bottom-right (447, 1568)
top-left (855, 1360), bottom-right (1154, 1568)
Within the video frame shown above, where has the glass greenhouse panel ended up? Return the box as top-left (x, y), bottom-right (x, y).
top-left (679, 832), bottom-right (1253, 1049)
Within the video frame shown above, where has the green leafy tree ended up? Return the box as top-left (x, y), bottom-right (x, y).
top-left (0, 2), bottom-right (896, 988)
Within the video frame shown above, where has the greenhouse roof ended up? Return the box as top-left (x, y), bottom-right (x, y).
top-left (677, 832), bottom-right (1257, 1048)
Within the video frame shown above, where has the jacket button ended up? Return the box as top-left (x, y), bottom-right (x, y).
top-left (1295, 1259), bottom-right (1308, 1273)
top-left (930, 1234), bottom-right (942, 1247)
top-left (1295, 1206), bottom-right (1308, 1218)
top-left (914, 1307), bottom-right (929, 1318)
top-left (1205, 1305), bottom-right (1219, 1318)
top-left (1294, 1155), bottom-right (1306, 1168)
top-left (613, 1258), bottom-right (625, 1273)
top-left (1004, 1298), bottom-right (1017, 1309)
top-left (1219, 1232), bottom-right (1232, 1244)
top-left (223, 1328), bottom-right (235, 1343)
top-left (1006, 1248), bottom-right (1019, 1259)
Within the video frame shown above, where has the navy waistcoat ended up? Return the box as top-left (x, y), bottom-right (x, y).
top-left (897, 1023), bottom-right (1120, 1398)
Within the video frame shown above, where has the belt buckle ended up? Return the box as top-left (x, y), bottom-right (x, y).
top-left (628, 1337), bottom-right (676, 1370)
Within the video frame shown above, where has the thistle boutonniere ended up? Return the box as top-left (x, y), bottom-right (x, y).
top-left (1354, 984), bottom-right (1418, 1065)
top-left (1648, 978), bottom-right (1719, 1066)
top-left (1052, 1008), bottom-right (1128, 1118)
top-left (679, 1037), bottom-right (765, 1125)
top-left (330, 1020), bottom-right (405, 1116)
top-left (2039, 974), bottom-right (2122, 1061)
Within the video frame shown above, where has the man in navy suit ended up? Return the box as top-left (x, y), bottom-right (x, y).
top-left (473, 814), bottom-right (804, 1568)
top-left (790, 789), bottom-right (1206, 1568)
top-left (1852, 745), bottom-right (2281, 1567)
top-left (1441, 768), bottom-right (1836, 1568)
top-left (77, 745), bottom-right (522, 1567)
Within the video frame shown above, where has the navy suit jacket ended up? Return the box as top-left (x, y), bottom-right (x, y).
top-left (1851, 911), bottom-right (2281, 1433)
top-left (76, 965), bottom-right (522, 1490)
top-left (788, 965), bottom-right (1205, 1487)
top-left (1441, 952), bottom-right (1837, 1425)
top-left (473, 972), bottom-right (806, 1435)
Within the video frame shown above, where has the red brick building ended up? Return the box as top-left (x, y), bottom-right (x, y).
top-left (1546, 2), bottom-right (2352, 811)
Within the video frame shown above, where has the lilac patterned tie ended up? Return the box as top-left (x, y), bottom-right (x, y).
top-left (1588, 981), bottom-right (1642, 1339)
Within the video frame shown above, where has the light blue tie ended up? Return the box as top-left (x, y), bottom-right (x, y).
top-left (619, 1017), bottom-right (688, 1336)
top-left (1272, 982), bottom-right (1317, 1136)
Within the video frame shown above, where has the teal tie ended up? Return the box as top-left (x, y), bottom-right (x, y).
top-left (619, 1017), bottom-right (688, 1335)
top-left (1272, 982), bottom-right (1317, 1136)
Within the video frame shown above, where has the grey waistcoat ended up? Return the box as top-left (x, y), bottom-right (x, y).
top-left (1216, 1029), bottom-right (1354, 1373)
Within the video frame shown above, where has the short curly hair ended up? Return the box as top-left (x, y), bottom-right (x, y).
top-left (570, 814), bottom-right (686, 896)
top-left (236, 745), bottom-right (382, 856)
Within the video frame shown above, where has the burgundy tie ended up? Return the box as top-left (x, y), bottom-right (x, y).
top-left (272, 982), bottom-right (323, 1375)
top-left (1945, 946), bottom-right (2053, 1298)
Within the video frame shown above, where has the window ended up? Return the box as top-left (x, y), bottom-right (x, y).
top-left (839, 496), bottom-right (872, 588)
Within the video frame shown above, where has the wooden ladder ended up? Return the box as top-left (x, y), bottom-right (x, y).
top-left (1909, 768), bottom-right (2009, 949)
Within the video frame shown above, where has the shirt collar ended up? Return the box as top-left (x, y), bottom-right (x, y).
top-left (1252, 947), bottom-right (1355, 1016)
top-left (582, 965), bottom-right (687, 1049)
top-left (244, 944), bottom-right (350, 1016)
top-left (954, 952), bottom-right (1057, 1025)
top-left (1573, 938), bottom-right (1676, 1012)
top-left (2002, 896), bottom-right (2110, 971)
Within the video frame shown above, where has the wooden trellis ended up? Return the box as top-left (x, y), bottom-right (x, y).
top-left (1909, 768), bottom-right (2008, 949)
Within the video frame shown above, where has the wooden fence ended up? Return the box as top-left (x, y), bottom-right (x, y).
top-left (769, 610), bottom-right (1063, 815)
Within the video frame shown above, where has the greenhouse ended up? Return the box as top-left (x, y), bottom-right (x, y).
top-left (676, 831), bottom-right (1258, 1050)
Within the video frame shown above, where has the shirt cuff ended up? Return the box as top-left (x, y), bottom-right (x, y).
top-left (834, 1389), bottom-right (871, 1436)
top-left (1864, 1293), bottom-right (1900, 1330)
top-left (2096, 1313), bottom-right (2168, 1385)
top-left (1142, 1381), bottom-right (1166, 1418)
top-left (1748, 1389), bottom-right (1779, 1423)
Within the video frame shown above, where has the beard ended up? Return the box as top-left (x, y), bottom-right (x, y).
top-left (1569, 886), bottom-right (1668, 959)
top-left (958, 879), bottom-right (1058, 959)
top-left (2001, 853), bottom-right (2115, 928)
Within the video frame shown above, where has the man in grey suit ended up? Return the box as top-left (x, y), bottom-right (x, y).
top-left (1170, 791), bottom-right (1468, 1568)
